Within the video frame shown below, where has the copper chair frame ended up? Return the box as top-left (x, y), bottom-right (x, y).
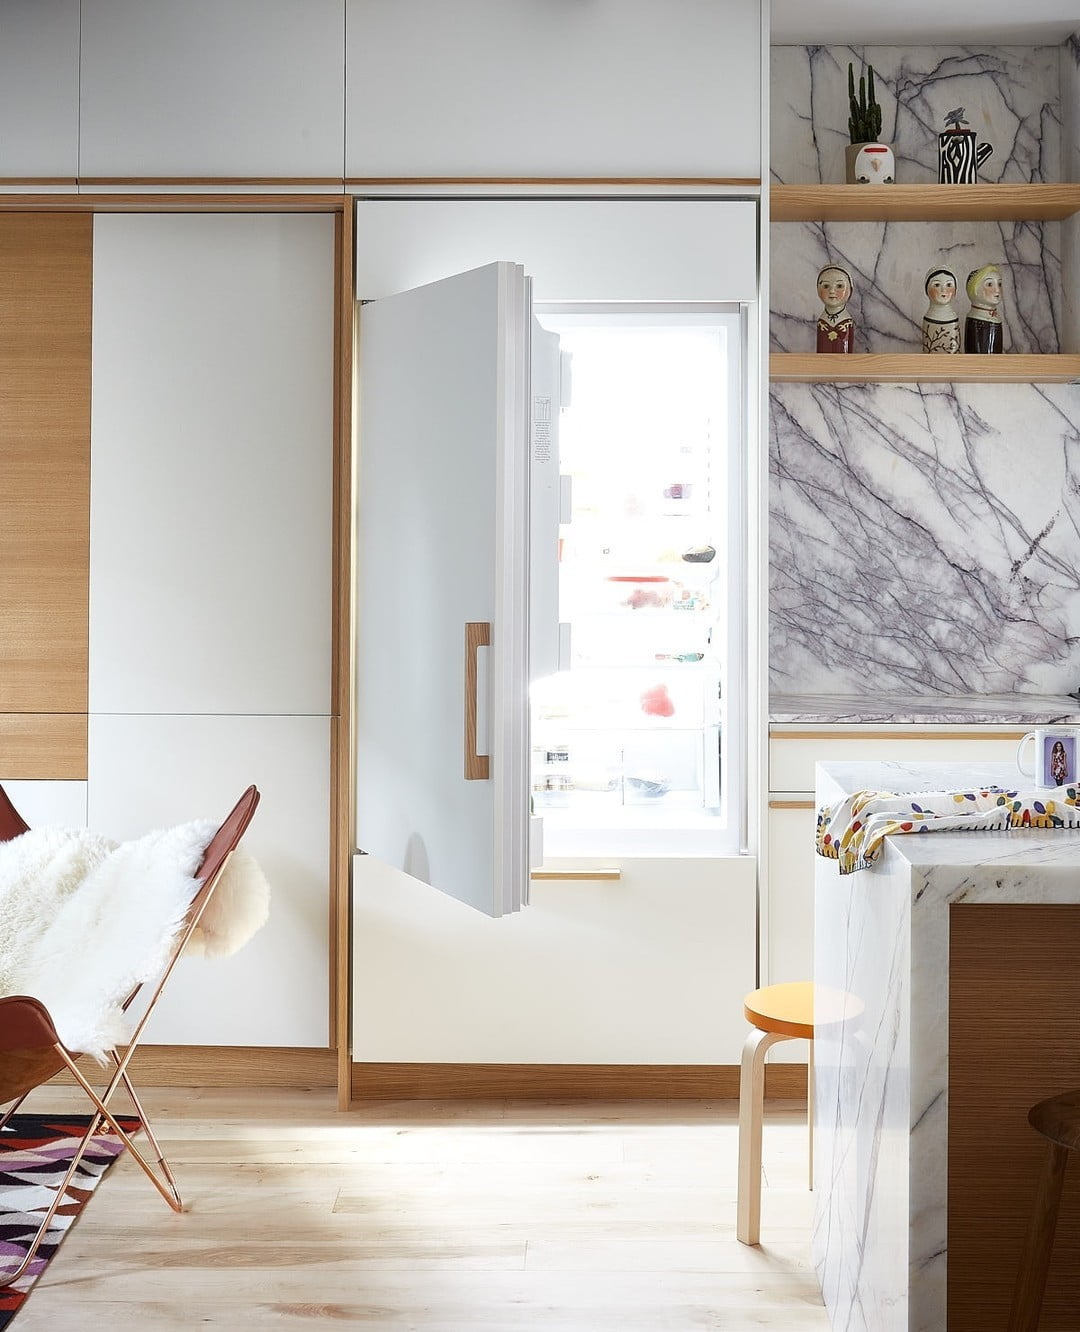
top-left (0, 782), bottom-right (260, 1288)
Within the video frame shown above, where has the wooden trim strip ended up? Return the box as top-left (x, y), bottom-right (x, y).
top-left (464, 622), bottom-right (491, 780)
top-left (768, 800), bottom-right (816, 810)
top-left (332, 201), bottom-right (356, 1110)
top-left (78, 177), bottom-right (347, 187)
top-left (350, 1062), bottom-right (807, 1101)
top-left (770, 728), bottom-right (1028, 741)
top-left (48, 1045), bottom-right (337, 1089)
top-left (2, 177), bottom-right (762, 192)
top-left (0, 715), bottom-right (87, 780)
top-left (530, 868), bottom-right (622, 881)
top-left (0, 194), bottom-right (349, 213)
top-left (346, 176), bottom-right (761, 188)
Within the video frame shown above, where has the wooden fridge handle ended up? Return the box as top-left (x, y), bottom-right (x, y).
top-left (464, 622), bottom-right (490, 780)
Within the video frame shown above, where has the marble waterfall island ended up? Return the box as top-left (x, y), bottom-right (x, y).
top-left (813, 760), bottom-right (1080, 1332)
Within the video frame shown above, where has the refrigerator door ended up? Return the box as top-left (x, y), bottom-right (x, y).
top-left (355, 262), bottom-right (531, 916)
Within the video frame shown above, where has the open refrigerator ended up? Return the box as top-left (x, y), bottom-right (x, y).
top-left (530, 307), bottom-right (743, 857)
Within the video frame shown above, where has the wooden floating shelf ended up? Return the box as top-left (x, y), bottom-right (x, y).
top-left (771, 183), bottom-right (1080, 223)
top-left (770, 354), bottom-right (1080, 384)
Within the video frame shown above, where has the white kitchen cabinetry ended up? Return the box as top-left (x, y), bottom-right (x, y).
top-left (86, 211), bottom-right (335, 1047)
top-left (354, 200), bottom-right (759, 305)
top-left (88, 714), bottom-right (330, 1047)
top-left (78, 0), bottom-right (345, 177)
top-left (2, 781), bottom-right (86, 830)
top-left (0, 0), bottom-right (79, 178)
top-left (353, 853), bottom-right (757, 1063)
top-left (345, 0), bottom-right (761, 179)
top-left (89, 212), bottom-right (334, 717)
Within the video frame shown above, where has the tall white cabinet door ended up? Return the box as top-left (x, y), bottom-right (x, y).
top-left (0, 0), bottom-right (79, 177)
top-left (79, 0), bottom-right (345, 177)
top-left (89, 213), bottom-right (334, 716)
top-left (356, 263), bottom-right (531, 918)
top-left (345, 0), bottom-right (761, 177)
top-left (88, 715), bottom-right (330, 1047)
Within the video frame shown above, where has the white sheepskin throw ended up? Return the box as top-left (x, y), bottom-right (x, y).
top-left (0, 822), bottom-right (270, 1060)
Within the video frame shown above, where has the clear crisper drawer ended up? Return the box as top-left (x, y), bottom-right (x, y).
top-left (531, 727), bottom-right (721, 819)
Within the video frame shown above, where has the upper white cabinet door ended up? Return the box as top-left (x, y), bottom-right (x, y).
top-left (79, 0), bottom-right (345, 177)
top-left (90, 213), bottom-right (334, 716)
top-left (0, 0), bottom-right (79, 177)
top-left (354, 200), bottom-right (759, 304)
top-left (346, 0), bottom-right (761, 178)
top-left (88, 713), bottom-right (330, 1047)
top-left (356, 263), bottom-right (531, 917)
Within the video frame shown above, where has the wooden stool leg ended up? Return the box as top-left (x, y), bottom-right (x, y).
top-left (807, 1037), bottom-right (814, 1193)
top-left (1007, 1141), bottom-right (1071, 1332)
top-left (737, 1027), bottom-right (788, 1245)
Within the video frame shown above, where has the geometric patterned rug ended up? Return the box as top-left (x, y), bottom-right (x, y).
top-left (0, 1114), bottom-right (138, 1329)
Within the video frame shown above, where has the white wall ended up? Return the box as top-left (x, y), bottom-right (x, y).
top-left (353, 855), bottom-right (757, 1063)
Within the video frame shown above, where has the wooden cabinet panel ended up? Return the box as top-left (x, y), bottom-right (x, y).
top-left (0, 213), bottom-right (91, 715)
top-left (0, 715), bottom-right (86, 780)
top-left (88, 713), bottom-right (330, 1048)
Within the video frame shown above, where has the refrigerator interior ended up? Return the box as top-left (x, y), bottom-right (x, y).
top-left (530, 309), bottom-right (739, 855)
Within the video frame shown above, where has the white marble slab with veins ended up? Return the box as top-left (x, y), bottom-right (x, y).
top-left (813, 760), bottom-right (1080, 1331)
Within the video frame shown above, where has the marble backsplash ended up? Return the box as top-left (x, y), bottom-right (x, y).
top-left (770, 45), bottom-right (1062, 188)
top-left (771, 44), bottom-right (1067, 355)
top-left (769, 42), bottom-right (1080, 699)
top-left (770, 217), bottom-right (1062, 355)
top-left (769, 382), bottom-right (1080, 696)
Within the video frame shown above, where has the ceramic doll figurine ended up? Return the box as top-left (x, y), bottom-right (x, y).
top-left (921, 267), bottom-right (960, 354)
top-left (816, 264), bottom-right (855, 353)
top-left (964, 264), bottom-right (1005, 353)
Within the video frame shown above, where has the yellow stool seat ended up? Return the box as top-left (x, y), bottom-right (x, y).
top-left (744, 981), bottom-right (815, 1041)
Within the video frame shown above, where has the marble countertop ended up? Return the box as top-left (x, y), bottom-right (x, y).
top-left (812, 757), bottom-right (1080, 1332)
top-left (817, 759), bottom-right (1080, 868)
top-left (771, 692), bottom-right (1080, 724)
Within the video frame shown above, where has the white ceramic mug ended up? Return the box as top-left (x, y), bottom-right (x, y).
top-left (1016, 727), bottom-right (1080, 788)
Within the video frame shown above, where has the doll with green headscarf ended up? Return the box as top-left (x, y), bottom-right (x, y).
top-left (963, 264), bottom-right (1005, 353)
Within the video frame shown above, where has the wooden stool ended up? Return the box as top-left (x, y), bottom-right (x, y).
top-left (737, 981), bottom-right (814, 1246)
top-left (1008, 1088), bottom-right (1080, 1332)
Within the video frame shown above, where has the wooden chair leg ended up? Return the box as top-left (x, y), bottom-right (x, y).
top-left (807, 1037), bottom-right (814, 1193)
top-left (1007, 1140), bottom-right (1071, 1332)
top-left (737, 1026), bottom-right (789, 1245)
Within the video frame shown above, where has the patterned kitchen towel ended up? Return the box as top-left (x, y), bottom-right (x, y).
top-left (816, 782), bottom-right (1080, 874)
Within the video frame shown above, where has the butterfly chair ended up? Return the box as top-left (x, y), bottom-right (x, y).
top-left (0, 782), bottom-right (260, 1289)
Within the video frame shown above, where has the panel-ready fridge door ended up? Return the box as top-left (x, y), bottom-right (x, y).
top-left (355, 262), bottom-right (531, 916)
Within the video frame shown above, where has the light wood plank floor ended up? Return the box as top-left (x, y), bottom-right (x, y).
top-left (12, 1086), bottom-right (828, 1330)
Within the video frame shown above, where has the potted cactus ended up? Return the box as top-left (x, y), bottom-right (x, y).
top-left (845, 62), bottom-right (894, 185)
